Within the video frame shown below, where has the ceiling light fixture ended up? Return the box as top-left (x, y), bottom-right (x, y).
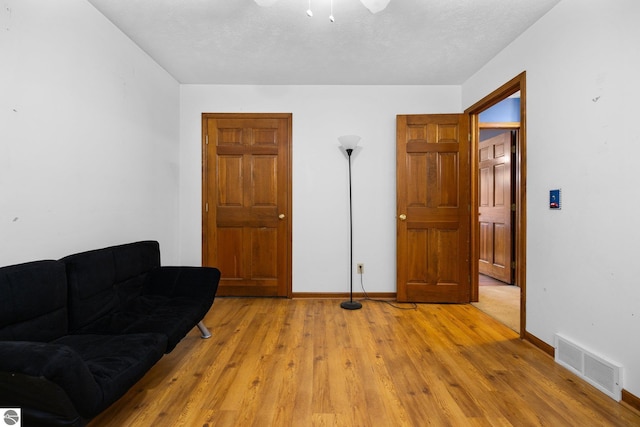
top-left (306, 0), bottom-right (313, 17)
top-left (360, 0), bottom-right (391, 14)
top-left (254, 0), bottom-right (391, 19)
top-left (254, 0), bottom-right (279, 6)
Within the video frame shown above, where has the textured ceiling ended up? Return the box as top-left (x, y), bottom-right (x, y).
top-left (87, 0), bottom-right (561, 85)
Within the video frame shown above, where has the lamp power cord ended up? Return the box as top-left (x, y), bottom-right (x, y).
top-left (357, 273), bottom-right (418, 310)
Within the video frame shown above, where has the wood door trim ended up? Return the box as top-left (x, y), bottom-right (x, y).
top-left (465, 71), bottom-right (527, 338)
top-left (479, 122), bottom-right (520, 129)
top-left (201, 112), bottom-right (293, 298)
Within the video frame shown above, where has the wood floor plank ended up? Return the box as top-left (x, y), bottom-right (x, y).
top-left (87, 298), bottom-right (640, 427)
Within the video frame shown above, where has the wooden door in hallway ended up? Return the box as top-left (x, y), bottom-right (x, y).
top-left (396, 114), bottom-right (471, 303)
top-left (202, 113), bottom-right (292, 297)
top-left (478, 131), bottom-right (514, 284)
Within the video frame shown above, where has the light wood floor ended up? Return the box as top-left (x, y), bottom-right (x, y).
top-left (88, 298), bottom-right (640, 426)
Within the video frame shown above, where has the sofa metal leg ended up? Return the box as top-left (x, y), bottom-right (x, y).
top-left (196, 321), bottom-right (212, 339)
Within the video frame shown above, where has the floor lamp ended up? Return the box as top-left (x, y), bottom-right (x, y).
top-left (338, 135), bottom-right (362, 310)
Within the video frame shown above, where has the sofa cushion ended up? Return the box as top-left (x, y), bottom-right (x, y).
top-left (0, 333), bottom-right (166, 419)
top-left (0, 260), bottom-right (68, 342)
top-left (0, 340), bottom-right (102, 418)
top-left (52, 333), bottom-right (167, 418)
top-left (72, 294), bottom-right (209, 352)
top-left (111, 240), bottom-right (160, 283)
top-left (124, 295), bottom-right (211, 351)
top-left (144, 266), bottom-right (219, 300)
top-left (0, 370), bottom-right (86, 427)
top-left (61, 241), bottom-right (161, 332)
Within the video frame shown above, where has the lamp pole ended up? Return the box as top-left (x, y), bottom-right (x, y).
top-left (341, 147), bottom-right (362, 310)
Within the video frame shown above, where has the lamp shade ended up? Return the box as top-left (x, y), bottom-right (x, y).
top-left (338, 135), bottom-right (361, 151)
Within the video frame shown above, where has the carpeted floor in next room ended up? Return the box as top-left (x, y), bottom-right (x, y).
top-left (472, 274), bottom-right (520, 332)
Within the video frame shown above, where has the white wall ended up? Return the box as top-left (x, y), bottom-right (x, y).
top-left (463, 0), bottom-right (640, 398)
top-left (0, 0), bottom-right (180, 265)
top-left (179, 85), bottom-right (461, 293)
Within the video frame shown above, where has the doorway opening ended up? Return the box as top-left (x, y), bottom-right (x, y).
top-left (465, 72), bottom-right (526, 337)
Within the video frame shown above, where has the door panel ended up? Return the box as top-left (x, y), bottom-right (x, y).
top-left (203, 113), bottom-right (291, 297)
top-left (478, 131), bottom-right (513, 283)
top-left (397, 114), bottom-right (471, 303)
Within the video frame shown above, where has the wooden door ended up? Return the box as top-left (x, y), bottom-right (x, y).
top-left (478, 131), bottom-right (513, 284)
top-left (396, 114), bottom-right (471, 303)
top-left (202, 113), bottom-right (292, 297)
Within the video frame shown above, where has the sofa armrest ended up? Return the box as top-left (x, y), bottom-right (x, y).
top-left (0, 341), bottom-right (100, 417)
top-left (142, 266), bottom-right (221, 299)
top-left (0, 371), bottom-right (85, 426)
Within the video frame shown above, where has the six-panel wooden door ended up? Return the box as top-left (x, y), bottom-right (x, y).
top-left (396, 114), bottom-right (471, 303)
top-left (202, 113), bottom-right (292, 297)
top-left (478, 131), bottom-right (513, 284)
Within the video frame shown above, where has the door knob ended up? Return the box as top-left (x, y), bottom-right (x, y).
top-left (278, 214), bottom-right (285, 219)
top-left (399, 214), bottom-right (407, 221)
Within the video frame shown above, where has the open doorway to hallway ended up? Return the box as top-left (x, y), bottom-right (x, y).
top-left (472, 98), bottom-right (520, 331)
top-left (466, 72), bottom-right (526, 337)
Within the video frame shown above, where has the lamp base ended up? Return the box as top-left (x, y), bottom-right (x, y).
top-left (340, 300), bottom-right (362, 310)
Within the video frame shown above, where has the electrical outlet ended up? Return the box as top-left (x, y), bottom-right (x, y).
top-left (357, 263), bottom-right (364, 274)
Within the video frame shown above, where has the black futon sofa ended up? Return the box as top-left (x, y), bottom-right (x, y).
top-left (0, 241), bottom-right (221, 426)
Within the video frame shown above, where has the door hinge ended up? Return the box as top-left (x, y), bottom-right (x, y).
top-left (468, 133), bottom-right (472, 142)
top-left (511, 261), bottom-right (516, 269)
top-left (205, 202), bottom-right (209, 213)
top-left (511, 144), bottom-right (516, 154)
top-left (511, 203), bottom-right (516, 212)
top-left (205, 134), bottom-right (209, 145)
